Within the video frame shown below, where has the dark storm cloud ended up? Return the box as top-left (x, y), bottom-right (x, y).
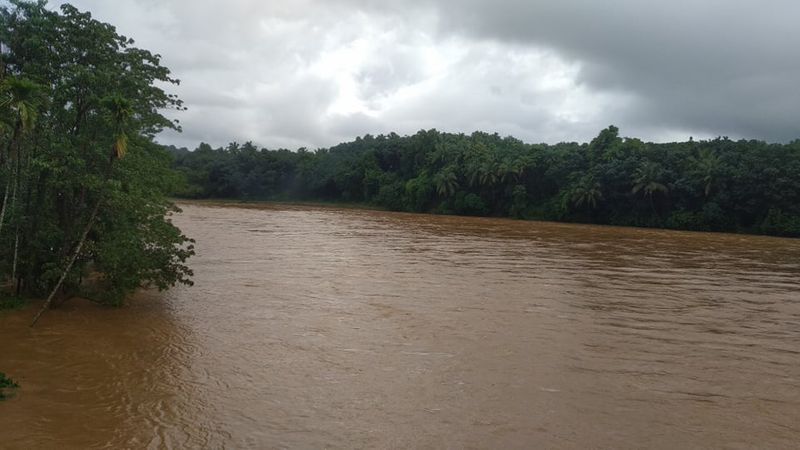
top-left (54, 0), bottom-right (800, 148)
top-left (401, 0), bottom-right (800, 141)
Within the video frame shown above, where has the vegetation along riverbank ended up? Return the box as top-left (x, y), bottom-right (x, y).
top-left (0, 0), bottom-right (194, 328)
top-left (169, 127), bottom-right (800, 238)
top-left (0, 371), bottom-right (18, 400)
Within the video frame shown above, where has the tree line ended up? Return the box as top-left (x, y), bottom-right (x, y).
top-left (170, 127), bottom-right (800, 237)
top-left (0, 0), bottom-right (194, 322)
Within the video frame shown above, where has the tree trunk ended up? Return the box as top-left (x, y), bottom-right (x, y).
top-left (0, 40), bottom-right (5, 80)
top-left (10, 154), bottom-right (20, 286)
top-left (649, 194), bottom-right (657, 216)
top-left (11, 224), bottom-right (18, 283)
top-left (1, 121), bottom-right (20, 169)
top-left (15, 275), bottom-right (22, 297)
top-left (31, 137), bottom-right (119, 327)
top-left (30, 199), bottom-right (101, 327)
top-left (0, 177), bottom-right (9, 237)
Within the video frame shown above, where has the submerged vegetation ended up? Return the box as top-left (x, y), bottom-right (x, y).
top-left (170, 126), bottom-right (800, 237)
top-left (0, 292), bottom-right (25, 310)
top-left (0, 1), bottom-right (194, 323)
top-left (0, 371), bottom-right (18, 400)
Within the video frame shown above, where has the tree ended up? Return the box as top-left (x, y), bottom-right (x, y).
top-left (497, 157), bottom-right (524, 184)
top-left (564, 175), bottom-right (604, 213)
top-left (0, 1), bottom-right (194, 323)
top-left (690, 148), bottom-right (720, 197)
top-left (589, 125), bottom-right (622, 161)
top-left (167, 124), bottom-right (800, 237)
top-left (31, 94), bottom-right (133, 325)
top-left (632, 161), bottom-right (669, 214)
top-left (433, 167), bottom-right (459, 197)
top-left (0, 77), bottom-right (43, 236)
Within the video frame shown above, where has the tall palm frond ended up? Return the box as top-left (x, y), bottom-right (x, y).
top-left (102, 95), bottom-right (133, 159)
top-left (0, 77), bottom-right (44, 132)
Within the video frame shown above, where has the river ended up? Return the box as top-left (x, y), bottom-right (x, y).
top-left (1, 202), bottom-right (799, 449)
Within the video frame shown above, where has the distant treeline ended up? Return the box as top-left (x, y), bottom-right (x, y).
top-left (168, 126), bottom-right (800, 237)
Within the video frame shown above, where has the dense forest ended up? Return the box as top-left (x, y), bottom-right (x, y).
top-left (170, 127), bottom-right (800, 237)
top-left (0, 1), bottom-right (194, 322)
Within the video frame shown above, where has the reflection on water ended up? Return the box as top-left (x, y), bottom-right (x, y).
top-left (2, 202), bottom-right (799, 448)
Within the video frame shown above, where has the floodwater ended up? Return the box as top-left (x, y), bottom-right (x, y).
top-left (2, 202), bottom-right (799, 449)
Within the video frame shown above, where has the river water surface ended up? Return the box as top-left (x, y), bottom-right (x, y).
top-left (1, 202), bottom-right (799, 449)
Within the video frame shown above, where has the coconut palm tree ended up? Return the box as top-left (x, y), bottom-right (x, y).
top-left (632, 161), bottom-right (669, 214)
top-left (497, 157), bottom-right (525, 184)
top-left (563, 175), bottom-right (603, 213)
top-left (433, 167), bottom-right (459, 197)
top-left (0, 78), bottom-right (43, 235)
top-left (691, 148), bottom-right (720, 197)
top-left (0, 120), bottom-right (10, 236)
top-left (0, 77), bottom-right (44, 287)
top-left (0, 78), bottom-right (40, 137)
top-left (465, 161), bottom-right (482, 187)
top-left (478, 161), bottom-right (499, 187)
top-left (104, 95), bottom-right (133, 159)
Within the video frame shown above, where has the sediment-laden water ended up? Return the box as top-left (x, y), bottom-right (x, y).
top-left (2, 202), bottom-right (799, 448)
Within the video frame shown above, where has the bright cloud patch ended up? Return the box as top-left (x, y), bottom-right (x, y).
top-left (55, 0), bottom-right (800, 148)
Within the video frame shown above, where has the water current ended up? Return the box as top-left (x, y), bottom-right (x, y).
top-left (1, 202), bottom-right (799, 448)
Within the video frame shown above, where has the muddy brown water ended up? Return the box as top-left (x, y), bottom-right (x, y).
top-left (1, 202), bottom-right (799, 449)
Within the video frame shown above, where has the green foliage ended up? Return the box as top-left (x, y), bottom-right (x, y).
top-left (632, 162), bottom-right (669, 198)
top-left (168, 128), bottom-right (800, 237)
top-left (0, 77), bottom-right (45, 133)
top-left (456, 192), bottom-right (489, 216)
top-left (509, 185), bottom-right (528, 218)
top-left (0, 371), bottom-right (19, 400)
top-left (404, 171), bottom-right (434, 212)
top-left (0, 1), bottom-right (193, 306)
top-left (759, 208), bottom-right (800, 237)
top-left (562, 175), bottom-right (603, 215)
top-left (0, 293), bottom-right (25, 310)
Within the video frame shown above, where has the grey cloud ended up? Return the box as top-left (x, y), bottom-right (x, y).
top-left (407, 0), bottom-right (800, 141)
top-left (355, 48), bottom-right (427, 101)
top-left (376, 42), bottom-right (628, 143)
top-left (326, 112), bottom-right (385, 142)
top-left (56, 0), bottom-right (800, 149)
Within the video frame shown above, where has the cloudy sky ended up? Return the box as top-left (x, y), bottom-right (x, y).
top-left (53, 0), bottom-right (800, 149)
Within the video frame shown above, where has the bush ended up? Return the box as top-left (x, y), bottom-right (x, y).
top-left (0, 372), bottom-right (19, 400)
top-left (760, 208), bottom-right (800, 237)
top-left (454, 192), bottom-right (489, 216)
top-left (665, 210), bottom-right (706, 231)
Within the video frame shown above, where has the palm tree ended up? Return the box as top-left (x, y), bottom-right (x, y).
top-left (0, 78), bottom-right (43, 235)
top-left (497, 158), bottom-right (524, 184)
top-left (464, 142), bottom-right (490, 187)
top-left (466, 162), bottom-right (482, 187)
top-left (0, 78), bottom-right (40, 136)
top-left (478, 161), bottom-right (498, 187)
top-left (433, 168), bottom-right (459, 198)
top-left (0, 120), bottom-right (10, 237)
top-left (105, 95), bottom-right (133, 159)
top-left (563, 175), bottom-right (603, 213)
top-left (0, 77), bottom-right (44, 287)
top-left (691, 148), bottom-right (720, 197)
top-left (632, 161), bottom-right (669, 214)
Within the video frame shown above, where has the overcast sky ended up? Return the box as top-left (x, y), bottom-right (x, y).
top-left (53, 0), bottom-right (800, 149)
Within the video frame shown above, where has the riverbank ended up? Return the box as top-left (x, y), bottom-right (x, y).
top-left (0, 294), bottom-right (26, 311)
top-left (173, 197), bottom-right (386, 212)
top-left (173, 197), bottom-right (800, 240)
top-left (169, 129), bottom-right (800, 238)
